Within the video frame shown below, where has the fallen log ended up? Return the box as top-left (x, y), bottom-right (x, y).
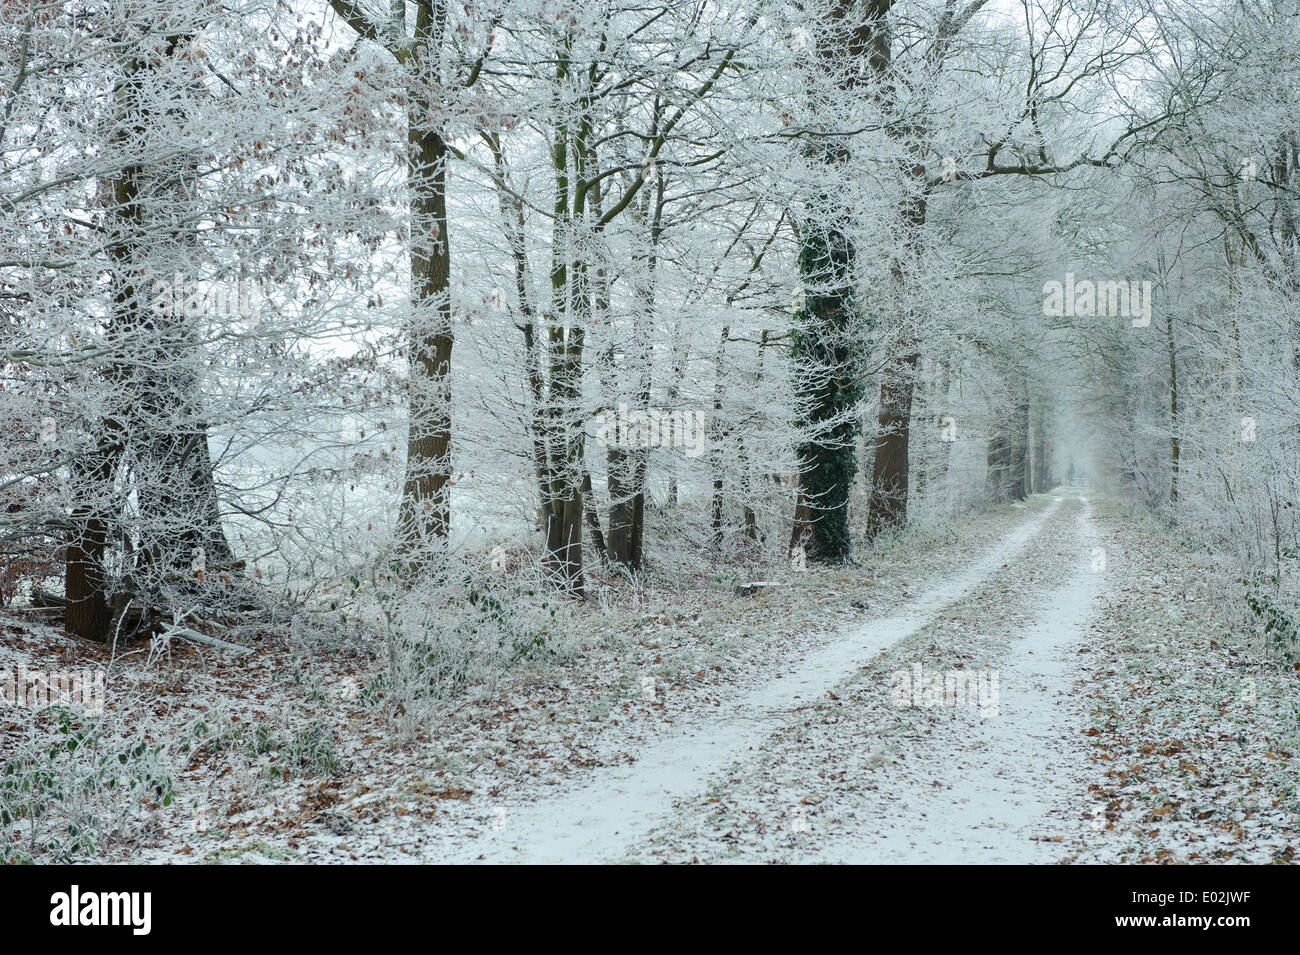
top-left (158, 624), bottom-right (253, 656)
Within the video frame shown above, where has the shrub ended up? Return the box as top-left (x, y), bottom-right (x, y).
top-left (0, 708), bottom-right (174, 863)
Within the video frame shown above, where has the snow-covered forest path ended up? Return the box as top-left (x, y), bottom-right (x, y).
top-left (809, 497), bottom-right (1105, 863)
top-left (422, 493), bottom-right (1106, 864)
top-left (37, 488), bottom-right (1292, 865)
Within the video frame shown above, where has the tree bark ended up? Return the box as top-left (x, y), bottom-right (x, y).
top-left (64, 449), bottom-right (116, 642)
top-left (789, 4), bottom-right (882, 563)
top-left (329, 0), bottom-right (455, 568)
top-left (396, 41), bottom-right (453, 561)
top-left (1032, 399), bottom-right (1050, 493)
top-left (540, 41), bottom-right (587, 598)
top-left (866, 351), bottom-right (918, 536)
top-left (1167, 309), bottom-right (1180, 505)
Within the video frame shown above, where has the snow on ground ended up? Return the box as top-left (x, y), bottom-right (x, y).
top-left (621, 493), bottom-right (1103, 863)
top-left (1065, 499), bottom-right (1299, 864)
top-left (406, 497), bottom-right (1061, 863)
top-left (3, 491), bottom-right (1296, 864)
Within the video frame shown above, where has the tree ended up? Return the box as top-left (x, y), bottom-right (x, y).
top-left (326, 0), bottom-right (477, 568)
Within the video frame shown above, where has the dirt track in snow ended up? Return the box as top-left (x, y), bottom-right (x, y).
top-left (28, 487), bottom-right (1291, 864)
top-left (414, 493), bottom-right (1110, 864)
top-left (810, 497), bottom-right (1104, 863)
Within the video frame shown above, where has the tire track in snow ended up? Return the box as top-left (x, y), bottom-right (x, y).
top-left (433, 498), bottom-right (1064, 863)
top-left (819, 493), bottom-right (1105, 863)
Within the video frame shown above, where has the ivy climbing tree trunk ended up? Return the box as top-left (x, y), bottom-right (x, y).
top-left (789, 3), bottom-right (877, 564)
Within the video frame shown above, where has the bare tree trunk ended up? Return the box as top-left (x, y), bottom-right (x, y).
top-left (986, 428), bottom-right (1009, 504)
top-left (606, 164), bottom-right (662, 572)
top-left (867, 351), bottom-right (918, 537)
top-left (865, 0), bottom-right (989, 535)
top-left (64, 449), bottom-right (116, 642)
top-left (64, 43), bottom-right (147, 642)
top-left (606, 445), bottom-right (648, 571)
top-left (540, 43), bottom-right (587, 598)
top-left (665, 330), bottom-right (685, 510)
top-left (1011, 388), bottom-right (1030, 501)
top-left (789, 475), bottom-right (812, 555)
top-left (68, 35), bottom-right (240, 640)
top-left (581, 469), bottom-right (607, 564)
top-left (1033, 399), bottom-right (1049, 493)
top-left (1167, 310), bottom-right (1180, 505)
top-left (329, 1), bottom-right (455, 567)
top-left (710, 326), bottom-right (729, 555)
top-left (934, 360), bottom-right (953, 492)
top-left (740, 330), bottom-right (769, 542)
top-left (912, 362), bottom-right (930, 498)
top-left (484, 132), bottom-right (551, 525)
top-left (396, 69), bottom-right (453, 561)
